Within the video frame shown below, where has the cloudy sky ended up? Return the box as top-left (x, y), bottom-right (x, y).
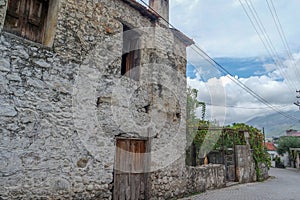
top-left (168, 0), bottom-right (300, 126)
top-left (139, 0), bottom-right (300, 126)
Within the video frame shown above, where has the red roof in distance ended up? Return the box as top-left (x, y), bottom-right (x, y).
top-left (265, 142), bottom-right (276, 151)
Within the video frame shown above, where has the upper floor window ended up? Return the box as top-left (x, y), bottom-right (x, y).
top-left (121, 25), bottom-right (141, 81)
top-left (3, 0), bottom-right (58, 46)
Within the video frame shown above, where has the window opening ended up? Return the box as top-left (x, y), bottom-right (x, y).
top-left (121, 24), bottom-right (141, 81)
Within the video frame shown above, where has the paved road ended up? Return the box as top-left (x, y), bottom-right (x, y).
top-left (181, 168), bottom-right (300, 200)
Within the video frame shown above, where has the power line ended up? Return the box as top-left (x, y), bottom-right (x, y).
top-left (287, 122), bottom-right (300, 130)
top-left (205, 102), bottom-right (289, 110)
top-left (139, 0), bottom-right (300, 123)
top-left (246, 0), bottom-right (297, 91)
top-left (295, 90), bottom-right (300, 109)
top-left (240, 0), bottom-right (300, 112)
top-left (191, 44), bottom-right (300, 122)
top-left (239, 0), bottom-right (297, 92)
top-left (266, 0), bottom-right (300, 83)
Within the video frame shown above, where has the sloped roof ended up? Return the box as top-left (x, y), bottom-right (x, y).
top-left (171, 28), bottom-right (195, 47)
top-left (265, 142), bottom-right (276, 151)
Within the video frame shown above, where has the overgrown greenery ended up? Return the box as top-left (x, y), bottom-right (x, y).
top-left (228, 123), bottom-right (271, 181)
top-left (277, 136), bottom-right (300, 154)
top-left (277, 136), bottom-right (300, 167)
top-left (186, 88), bottom-right (270, 180)
top-left (186, 87), bottom-right (207, 166)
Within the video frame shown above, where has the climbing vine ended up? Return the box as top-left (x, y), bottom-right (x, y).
top-left (229, 123), bottom-right (271, 181)
top-left (188, 122), bottom-right (270, 181)
top-left (185, 88), bottom-right (270, 179)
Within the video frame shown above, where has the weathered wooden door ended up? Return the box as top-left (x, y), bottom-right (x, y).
top-left (114, 138), bottom-right (148, 200)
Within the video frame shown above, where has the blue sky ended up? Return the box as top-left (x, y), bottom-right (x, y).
top-left (187, 57), bottom-right (276, 79)
top-left (140, 0), bottom-right (300, 126)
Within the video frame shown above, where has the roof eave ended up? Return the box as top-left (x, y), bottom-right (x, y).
top-left (121, 0), bottom-right (159, 22)
top-left (170, 28), bottom-right (194, 47)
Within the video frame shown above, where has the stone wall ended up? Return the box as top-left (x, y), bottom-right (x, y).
top-left (148, 158), bottom-right (187, 199)
top-left (0, 0), bottom-right (188, 199)
top-left (258, 163), bottom-right (269, 181)
top-left (185, 164), bottom-right (225, 195)
top-left (0, 30), bottom-right (113, 200)
top-left (148, 160), bottom-right (226, 199)
top-left (0, 0), bottom-right (6, 30)
top-left (235, 145), bottom-right (257, 183)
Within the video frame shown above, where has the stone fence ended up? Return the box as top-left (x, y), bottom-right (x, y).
top-left (235, 145), bottom-right (257, 183)
top-left (149, 162), bottom-right (226, 199)
top-left (148, 144), bottom-right (269, 199)
top-left (185, 164), bottom-right (225, 195)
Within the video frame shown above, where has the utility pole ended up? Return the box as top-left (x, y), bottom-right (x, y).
top-left (294, 90), bottom-right (300, 109)
top-left (263, 127), bottom-right (265, 145)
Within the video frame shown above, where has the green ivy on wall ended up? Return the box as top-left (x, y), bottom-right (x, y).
top-left (187, 122), bottom-right (271, 181)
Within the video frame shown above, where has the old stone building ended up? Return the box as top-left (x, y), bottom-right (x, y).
top-left (0, 0), bottom-right (204, 199)
top-left (0, 0), bottom-right (269, 199)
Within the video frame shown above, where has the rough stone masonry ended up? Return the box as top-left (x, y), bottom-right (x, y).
top-left (0, 0), bottom-right (227, 199)
top-left (0, 0), bottom-right (191, 199)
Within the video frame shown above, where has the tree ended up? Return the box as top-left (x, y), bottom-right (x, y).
top-left (187, 87), bottom-right (206, 121)
top-left (186, 87), bottom-right (206, 166)
top-left (277, 136), bottom-right (300, 167)
top-left (277, 136), bottom-right (300, 155)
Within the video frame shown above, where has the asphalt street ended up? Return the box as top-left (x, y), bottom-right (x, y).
top-left (180, 168), bottom-right (300, 200)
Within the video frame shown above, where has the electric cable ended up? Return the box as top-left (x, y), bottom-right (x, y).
top-left (266, 0), bottom-right (300, 82)
top-left (240, 0), bottom-right (297, 92)
top-left (139, 0), bottom-right (300, 123)
top-left (205, 103), bottom-right (290, 110)
top-left (191, 44), bottom-right (300, 122)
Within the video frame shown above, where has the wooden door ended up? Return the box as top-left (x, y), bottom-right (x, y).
top-left (114, 139), bottom-right (148, 200)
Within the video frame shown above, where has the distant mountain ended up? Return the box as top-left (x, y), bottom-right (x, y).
top-left (246, 110), bottom-right (300, 138)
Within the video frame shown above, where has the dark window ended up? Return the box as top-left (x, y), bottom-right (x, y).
top-left (4, 0), bottom-right (49, 44)
top-left (121, 25), bottom-right (141, 81)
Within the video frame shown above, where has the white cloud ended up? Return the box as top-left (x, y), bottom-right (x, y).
top-left (170, 0), bottom-right (300, 57)
top-left (188, 52), bottom-right (300, 125)
top-left (139, 0), bottom-right (300, 125)
top-left (263, 63), bottom-right (277, 72)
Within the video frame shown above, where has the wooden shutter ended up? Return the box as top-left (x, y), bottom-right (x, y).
top-left (4, 0), bottom-right (49, 44)
top-left (121, 25), bottom-right (141, 81)
top-left (3, 0), bottom-right (24, 34)
top-left (25, 0), bottom-right (48, 43)
top-left (127, 39), bottom-right (140, 81)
